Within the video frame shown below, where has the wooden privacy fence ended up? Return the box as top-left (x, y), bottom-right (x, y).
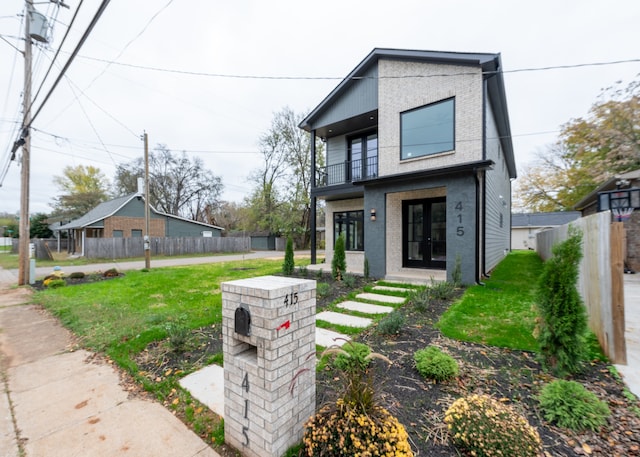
top-left (85, 236), bottom-right (251, 259)
top-left (536, 211), bottom-right (626, 364)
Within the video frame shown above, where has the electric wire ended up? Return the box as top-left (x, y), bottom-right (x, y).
top-left (69, 55), bottom-right (640, 81)
top-left (26, 0), bottom-right (111, 131)
top-left (29, 0), bottom-right (84, 110)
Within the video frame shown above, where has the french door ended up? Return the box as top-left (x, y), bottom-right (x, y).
top-left (402, 198), bottom-right (446, 269)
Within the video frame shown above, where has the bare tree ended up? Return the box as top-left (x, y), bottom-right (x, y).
top-left (114, 145), bottom-right (223, 222)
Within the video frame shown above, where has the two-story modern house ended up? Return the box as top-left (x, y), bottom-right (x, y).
top-left (300, 48), bottom-right (516, 284)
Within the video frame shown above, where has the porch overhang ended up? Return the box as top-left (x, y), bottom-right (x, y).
top-left (353, 159), bottom-right (494, 187)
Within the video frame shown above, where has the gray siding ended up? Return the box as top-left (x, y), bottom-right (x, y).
top-left (114, 198), bottom-right (163, 220)
top-left (313, 66), bottom-right (378, 129)
top-left (484, 98), bottom-right (511, 272)
top-left (165, 217), bottom-right (220, 237)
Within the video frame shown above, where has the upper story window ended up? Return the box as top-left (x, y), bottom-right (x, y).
top-left (401, 98), bottom-right (454, 160)
top-left (348, 132), bottom-right (378, 181)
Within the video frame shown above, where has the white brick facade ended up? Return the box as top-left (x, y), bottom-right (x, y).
top-left (378, 59), bottom-right (484, 177)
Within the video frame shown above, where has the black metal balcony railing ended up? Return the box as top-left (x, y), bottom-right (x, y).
top-left (315, 156), bottom-right (378, 187)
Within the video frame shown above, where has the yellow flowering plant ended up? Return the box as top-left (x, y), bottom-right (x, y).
top-left (444, 394), bottom-right (542, 457)
top-left (303, 343), bottom-right (413, 456)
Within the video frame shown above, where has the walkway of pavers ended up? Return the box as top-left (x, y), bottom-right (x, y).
top-left (182, 283), bottom-right (413, 417)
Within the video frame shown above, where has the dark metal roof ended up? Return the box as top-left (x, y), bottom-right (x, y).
top-left (299, 47), bottom-right (515, 179)
top-left (573, 169), bottom-right (640, 210)
top-left (511, 211), bottom-right (581, 228)
top-left (58, 193), bottom-right (224, 231)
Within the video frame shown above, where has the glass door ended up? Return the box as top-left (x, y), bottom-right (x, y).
top-left (403, 198), bottom-right (446, 269)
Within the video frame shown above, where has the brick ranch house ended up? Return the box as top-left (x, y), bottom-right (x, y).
top-left (57, 193), bottom-right (223, 256)
top-left (300, 48), bottom-right (516, 284)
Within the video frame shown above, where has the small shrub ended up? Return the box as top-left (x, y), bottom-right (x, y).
top-left (103, 268), bottom-right (119, 278)
top-left (165, 321), bottom-right (191, 353)
top-left (298, 265), bottom-right (308, 277)
top-left (282, 235), bottom-right (295, 275)
top-left (332, 342), bottom-right (371, 373)
top-left (332, 234), bottom-right (346, 280)
top-left (45, 278), bottom-right (66, 288)
top-left (303, 399), bottom-right (413, 456)
top-left (316, 282), bottom-right (330, 298)
top-left (444, 394), bottom-right (542, 457)
top-left (538, 380), bottom-right (610, 431)
top-left (428, 280), bottom-right (456, 301)
top-left (343, 273), bottom-right (356, 288)
top-left (364, 257), bottom-right (370, 280)
top-left (315, 268), bottom-right (324, 280)
top-left (452, 254), bottom-right (462, 286)
top-left (376, 310), bottom-right (405, 335)
top-left (69, 271), bottom-right (85, 279)
top-left (411, 287), bottom-right (430, 312)
top-left (414, 346), bottom-right (459, 382)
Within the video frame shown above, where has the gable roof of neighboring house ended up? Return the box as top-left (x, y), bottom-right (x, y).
top-left (57, 193), bottom-right (223, 231)
top-left (573, 168), bottom-right (640, 211)
top-left (511, 211), bottom-right (581, 228)
top-left (298, 47), bottom-right (515, 178)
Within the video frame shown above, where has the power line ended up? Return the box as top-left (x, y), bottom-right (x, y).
top-left (68, 55), bottom-right (640, 81)
top-left (29, 0), bottom-right (85, 110)
top-left (26, 0), bottom-right (111, 131)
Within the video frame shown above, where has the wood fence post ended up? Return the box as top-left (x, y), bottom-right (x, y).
top-left (610, 222), bottom-right (627, 364)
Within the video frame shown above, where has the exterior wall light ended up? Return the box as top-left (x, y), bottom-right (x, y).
top-left (370, 208), bottom-right (376, 221)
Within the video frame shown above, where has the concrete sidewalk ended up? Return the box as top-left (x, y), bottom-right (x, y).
top-left (0, 282), bottom-right (221, 456)
top-left (615, 273), bottom-right (640, 399)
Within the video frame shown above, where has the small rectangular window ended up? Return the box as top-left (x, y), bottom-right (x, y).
top-left (401, 98), bottom-right (454, 159)
top-left (131, 229), bottom-right (143, 237)
top-left (113, 230), bottom-right (123, 238)
top-left (334, 210), bottom-right (364, 251)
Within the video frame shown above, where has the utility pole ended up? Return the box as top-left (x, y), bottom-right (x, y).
top-left (143, 132), bottom-right (150, 269)
top-left (18, 1), bottom-right (34, 285)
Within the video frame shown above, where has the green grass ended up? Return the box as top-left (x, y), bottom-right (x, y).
top-left (437, 251), bottom-right (543, 351)
top-left (35, 259), bottom-right (281, 361)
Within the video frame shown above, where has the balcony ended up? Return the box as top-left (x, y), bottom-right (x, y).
top-left (316, 156), bottom-right (378, 187)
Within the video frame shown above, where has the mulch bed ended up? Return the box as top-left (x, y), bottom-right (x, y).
top-left (37, 272), bottom-right (640, 456)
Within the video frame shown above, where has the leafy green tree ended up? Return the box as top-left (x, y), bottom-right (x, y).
top-left (332, 233), bottom-right (346, 280)
top-left (30, 213), bottom-right (52, 238)
top-left (516, 78), bottom-right (640, 211)
top-left (51, 165), bottom-right (110, 220)
top-left (247, 107), bottom-right (324, 246)
top-left (535, 226), bottom-right (588, 376)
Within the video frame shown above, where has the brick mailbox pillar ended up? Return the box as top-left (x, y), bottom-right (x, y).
top-left (222, 276), bottom-right (316, 457)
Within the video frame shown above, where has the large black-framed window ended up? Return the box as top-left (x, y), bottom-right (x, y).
top-left (334, 210), bottom-right (364, 251)
top-left (401, 98), bottom-right (454, 160)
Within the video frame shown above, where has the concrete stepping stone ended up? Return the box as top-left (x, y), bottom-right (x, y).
top-left (316, 311), bottom-right (372, 328)
top-left (337, 300), bottom-right (394, 315)
top-left (316, 327), bottom-right (351, 348)
top-left (356, 292), bottom-right (406, 304)
top-left (179, 364), bottom-right (225, 418)
top-left (373, 285), bottom-right (414, 293)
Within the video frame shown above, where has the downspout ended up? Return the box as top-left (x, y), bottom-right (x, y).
top-left (474, 170), bottom-right (482, 285)
top-left (310, 130), bottom-right (317, 265)
top-left (81, 228), bottom-right (86, 257)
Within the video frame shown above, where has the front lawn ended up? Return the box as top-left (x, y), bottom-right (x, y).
top-left (438, 250), bottom-right (543, 351)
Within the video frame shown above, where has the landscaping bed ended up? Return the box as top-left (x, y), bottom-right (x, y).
top-left (135, 273), bottom-right (639, 457)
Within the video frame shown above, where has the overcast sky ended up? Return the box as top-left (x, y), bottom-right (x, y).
top-left (1, 0), bottom-right (639, 216)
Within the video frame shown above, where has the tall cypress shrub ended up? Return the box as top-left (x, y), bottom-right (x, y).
top-left (536, 226), bottom-right (588, 376)
top-left (332, 233), bottom-right (346, 280)
top-left (282, 235), bottom-right (295, 275)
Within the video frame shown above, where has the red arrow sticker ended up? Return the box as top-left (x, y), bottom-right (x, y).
top-left (277, 320), bottom-right (291, 331)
